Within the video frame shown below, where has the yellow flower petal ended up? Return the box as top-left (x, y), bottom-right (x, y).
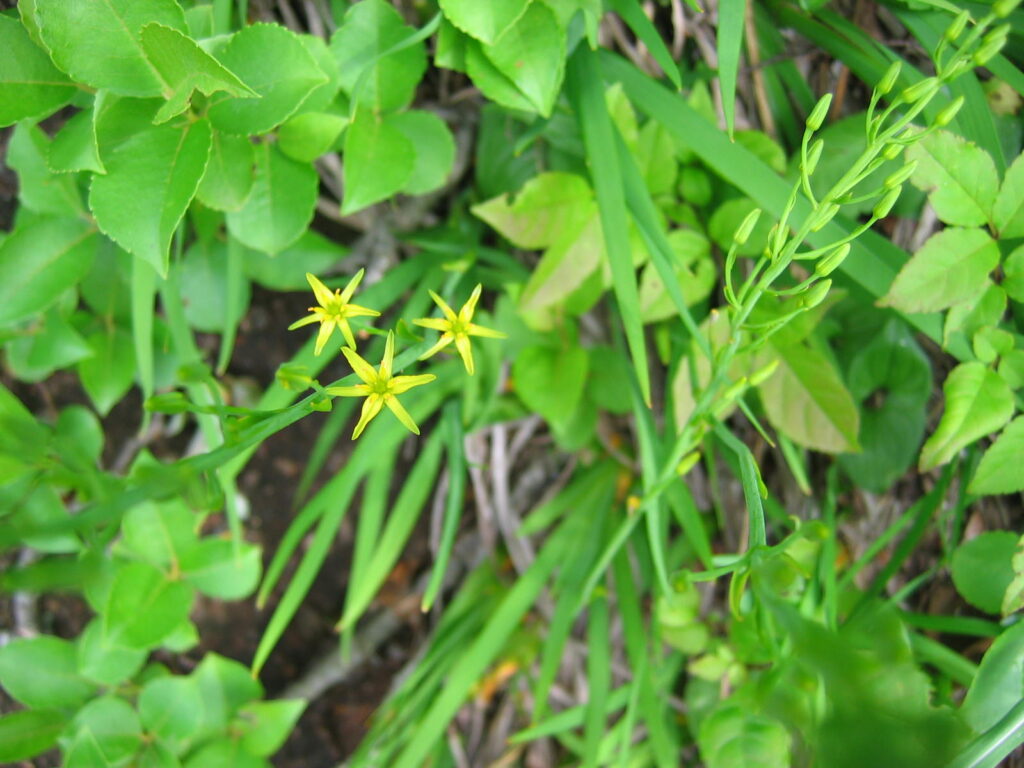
top-left (352, 394), bottom-right (383, 439)
top-left (380, 330), bottom-right (395, 379)
top-left (455, 333), bottom-right (475, 375)
top-left (288, 313), bottom-right (321, 331)
top-left (390, 373), bottom-right (436, 395)
top-left (340, 268), bottom-right (365, 303)
top-left (343, 302), bottom-right (380, 319)
top-left (341, 346), bottom-right (378, 384)
top-left (418, 333), bottom-right (454, 361)
top-left (338, 317), bottom-right (357, 350)
top-left (428, 290), bottom-right (458, 322)
top-left (467, 322), bottom-right (507, 339)
top-left (413, 318), bottom-right (450, 332)
top-left (385, 395), bottom-right (419, 434)
top-left (459, 283), bottom-right (483, 322)
top-left (314, 319), bottom-right (336, 356)
top-left (325, 384), bottom-right (370, 397)
top-left (306, 272), bottom-right (335, 309)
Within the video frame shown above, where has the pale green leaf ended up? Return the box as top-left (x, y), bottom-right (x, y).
top-left (0, 14), bottom-right (75, 126)
top-left (389, 110), bottom-right (455, 195)
top-left (7, 123), bottom-right (82, 216)
top-left (236, 700), bottom-right (306, 757)
top-left (512, 345), bottom-right (589, 433)
top-left (919, 362), bottom-right (1014, 470)
top-left (90, 102), bottom-right (211, 276)
top-left (340, 108), bottom-right (415, 214)
top-left (480, 2), bottom-right (565, 117)
top-left (66, 696), bottom-right (142, 766)
top-left (1003, 244), bottom-right (1024, 303)
top-left (77, 326), bottom-right (135, 416)
top-left (943, 281), bottom-right (1006, 348)
top-left (49, 107), bottom-right (105, 174)
top-left (962, 622), bottom-right (1024, 733)
top-left (879, 228), bottom-right (999, 313)
top-left (472, 171), bottom-right (594, 249)
top-left (952, 532), bottom-right (1017, 614)
top-left (639, 230), bottom-right (716, 323)
top-left (103, 562), bottom-right (195, 650)
top-left (464, 37), bottom-right (536, 112)
top-left (907, 128), bottom-right (999, 226)
top-left (438, 0), bottom-right (530, 44)
top-left (35, 0), bottom-right (187, 97)
top-left (993, 150), bottom-right (1024, 238)
top-left (969, 417), bottom-right (1024, 495)
top-left (0, 709), bottom-right (67, 763)
top-left (179, 539), bottom-right (262, 600)
top-left (226, 143), bottom-right (317, 254)
top-left (0, 636), bottom-right (96, 709)
top-left (196, 130), bottom-right (254, 211)
top-left (277, 112), bottom-right (347, 163)
top-left (138, 677), bottom-right (203, 752)
top-left (518, 207), bottom-right (603, 320)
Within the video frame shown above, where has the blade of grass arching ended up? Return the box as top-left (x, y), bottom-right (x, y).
top-left (615, 131), bottom-right (710, 360)
top-left (391, 510), bottom-right (580, 768)
top-left (131, 259), bottom-right (156, 432)
top-left (513, 688), bottom-right (632, 743)
top-left (987, 54), bottom-right (1024, 98)
top-left (614, 655), bottom-right (645, 768)
top-left (946, 700), bottom-right (1024, 768)
top-left (216, 235), bottom-right (245, 374)
top-left (338, 429), bottom-right (444, 630)
top-left (778, 433), bottom-right (811, 495)
top-left (752, 3), bottom-right (815, 147)
top-left (211, 0), bottom-right (232, 33)
top-left (713, 423), bottom-right (766, 548)
top-left (566, 46), bottom-right (651, 407)
top-left (900, 611), bottom-right (1001, 637)
top-left (716, 0), bottom-right (746, 137)
top-left (252, 381), bottom-right (449, 675)
top-left (665, 483), bottom-right (713, 569)
top-left (909, 633), bottom-right (978, 687)
top-left (339, 449), bottom-right (397, 659)
top-left (293, 396), bottom-right (357, 504)
top-left (821, 464), bottom-right (839, 630)
top-left (519, 462), bottom-right (619, 536)
top-left (421, 401), bottom-right (466, 612)
top-left (583, 589), bottom-right (611, 768)
top-left (607, 0), bottom-right (683, 90)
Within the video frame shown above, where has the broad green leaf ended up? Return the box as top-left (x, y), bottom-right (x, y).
top-left (141, 23), bottom-right (256, 124)
top-left (1003, 244), bottom-right (1024, 303)
top-left (49, 107), bottom-right (105, 174)
top-left (390, 110), bottom-right (456, 195)
top-left (137, 741), bottom-right (181, 768)
top-left (952, 531), bottom-right (1017, 615)
top-left (919, 362), bottom-right (1014, 471)
top-left (512, 344), bottom-right (589, 432)
top-left (0, 635), bottom-right (96, 708)
top-left (0, 15), bottom-right (75, 126)
top-left (438, 0), bottom-right (530, 44)
top-left (907, 128), bottom-right (999, 226)
top-left (295, 35), bottom-right (342, 114)
top-left (226, 144), bottom-right (317, 254)
top-left (6, 482), bottom-right (79, 554)
top-left (243, 230), bottom-right (347, 290)
top-left (179, 538), bottom-right (262, 599)
top-left (77, 326), bottom-right (135, 416)
top-left (699, 705), bottom-right (791, 768)
top-left (994, 151), bottom-right (1024, 238)
top-left (472, 171), bottom-right (594, 249)
top-left (139, 676), bottom-right (204, 751)
top-left (756, 342), bottom-right (860, 453)
top-left (196, 130), bottom-right (254, 212)
top-left (192, 653), bottom-right (264, 735)
top-left (208, 23), bottom-right (326, 135)
top-left (66, 696), bottom-right (142, 766)
top-left (235, 700), bottom-right (306, 756)
top-left (103, 561), bottom-right (195, 650)
top-left (91, 103), bottom-right (212, 275)
top-left (340, 108), bottom-right (415, 214)
top-left (277, 112), bottom-right (348, 163)
top-left (879, 228), bottom-right (999, 313)
top-left (7, 122), bottom-right (82, 216)
top-left (998, 350), bottom-right (1024, 390)
top-left (330, 0), bottom-right (427, 111)
top-left (34, 0), bottom-right (187, 97)
top-left (480, 2), bottom-right (564, 117)
top-left (464, 37), bottom-right (535, 113)
top-left (180, 240), bottom-right (251, 332)
top-left (77, 619), bottom-right (147, 686)
top-left (474, 104), bottom-right (538, 199)
top-left (0, 709), bottom-right (67, 762)
top-left (54, 404), bottom-right (103, 470)
top-left (119, 500), bottom-right (198, 568)
top-left (969, 417), bottom-right (1024, 496)
top-left (961, 622), bottom-right (1024, 733)
top-left (636, 118), bottom-right (679, 197)
top-left (5, 306), bottom-right (93, 382)
top-left (638, 229), bottom-right (715, 322)
top-left (0, 217), bottom-right (95, 326)
top-left (944, 281), bottom-right (1006, 348)
top-left (183, 739), bottom-right (270, 768)
top-left (708, 197), bottom-right (773, 257)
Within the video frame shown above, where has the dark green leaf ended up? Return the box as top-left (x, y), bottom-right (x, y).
top-left (951, 532), bottom-right (1017, 614)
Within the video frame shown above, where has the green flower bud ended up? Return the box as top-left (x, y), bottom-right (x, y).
top-left (734, 207), bottom-right (762, 245)
top-left (676, 451), bottom-right (702, 477)
top-left (993, 0), bottom-right (1020, 18)
top-left (799, 279), bottom-right (832, 310)
top-left (935, 96), bottom-right (965, 127)
top-left (900, 76), bottom-right (939, 104)
top-left (749, 358), bottom-right (780, 386)
top-left (882, 142), bottom-right (904, 161)
top-left (810, 202), bottom-right (839, 232)
top-left (944, 10), bottom-right (970, 42)
top-left (721, 376), bottom-right (749, 403)
top-left (974, 25), bottom-right (1010, 66)
top-left (804, 138), bottom-right (824, 175)
top-left (815, 243), bottom-right (851, 277)
top-left (877, 60), bottom-right (902, 95)
top-left (884, 160), bottom-right (918, 189)
top-left (806, 93), bottom-right (833, 132)
top-left (873, 186), bottom-right (901, 219)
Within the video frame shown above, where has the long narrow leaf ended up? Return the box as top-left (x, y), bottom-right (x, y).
top-left (717, 0), bottom-right (746, 137)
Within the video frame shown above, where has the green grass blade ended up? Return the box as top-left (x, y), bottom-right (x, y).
top-left (216, 235), bottom-right (245, 374)
top-left (583, 590), bottom-right (611, 768)
top-left (714, 423), bottom-right (766, 548)
top-left (512, 688), bottom-right (632, 743)
top-left (566, 46), bottom-right (651, 406)
top-left (293, 396), bottom-right (358, 504)
top-left (945, 700), bottom-right (1024, 768)
top-left (717, 0), bottom-right (746, 137)
top-left (421, 401), bottom-right (467, 611)
top-left (608, 0), bottom-right (683, 90)
top-left (909, 633), bottom-right (977, 687)
top-left (131, 259), bottom-right (156, 431)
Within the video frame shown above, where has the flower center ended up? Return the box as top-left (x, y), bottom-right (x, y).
top-left (372, 378), bottom-right (393, 396)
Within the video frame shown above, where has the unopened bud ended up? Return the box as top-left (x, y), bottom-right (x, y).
top-left (749, 358), bottom-right (780, 386)
top-left (810, 202), bottom-right (839, 232)
top-left (805, 139), bottom-right (824, 175)
top-left (815, 243), bottom-right (851, 277)
top-left (873, 186), bottom-right (901, 219)
top-left (944, 10), bottom-right (970, 42)
top-left (993, 0), bottom-right (1020, 18)
top-left (935, 96), bottom-right (965, 127)
top-left (881, 142), bottom-right (905, 161)
top-left (901, 76), bottom-right (939, 104)
top-left (721, 377), bottom-right (749, 403)
top-left (974, 25), bottom-right (1010, 66)
top-left (734, 207), bottom-right (762, 245)
top-left (806, 93), bottom-right (833, 132)
top-left (884, 160), bottom-right (918, 189)
top-left (877, 60), bottom-right (901, 95)
top-left (676, 452), bottom-right (702, 476)
top-left (799, 279), bottom-right (832, 310)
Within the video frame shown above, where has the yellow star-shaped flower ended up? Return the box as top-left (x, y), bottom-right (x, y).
top-left (288, 270), bottom-right (380, 355)
top-left (326, 331), bottom-right (436, 439)
top-left (413, 284), bottom-right (506, 375)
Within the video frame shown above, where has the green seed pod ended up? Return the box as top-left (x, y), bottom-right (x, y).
top-left (804, 138), bottom-right (824, 175)
top-left (676, 451), bottom-right (702, 477)
top-left (799, 279), bottom-right (832, 310)
top-left (877, 60), bottom-right (902, 95)
top-left (900, 76), bottom-right (939, 104)
top-left (734, 207), bottom-right (762, 245)
top-left (815, 243), bottom-right (851, 277)
top-left (993, 0), bottom-right (1020, 18)
top-left (884, 160), bottom-right (918, 189)
top-left (721, 377), bottom-right (749, 404)
top-left (944, 10), bottom-right (970, 42)
top-left (873, 186), bottom-right (902, 219)
top-left (882, 142), bottom-right (904, 161)
top-left (806, 93), bottom-right (833, 132)
top-left (748, 358), bottom-right (780, 386)
top-left (810, 202), bottom-right (839, 232)
top-left (934, 96), bottom-right (965, 127)
top-left (974, 25), bottom-right (1010, 66)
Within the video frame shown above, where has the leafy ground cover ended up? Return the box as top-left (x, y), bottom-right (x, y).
top-left (0, 0), bottom-right (1023, 766)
